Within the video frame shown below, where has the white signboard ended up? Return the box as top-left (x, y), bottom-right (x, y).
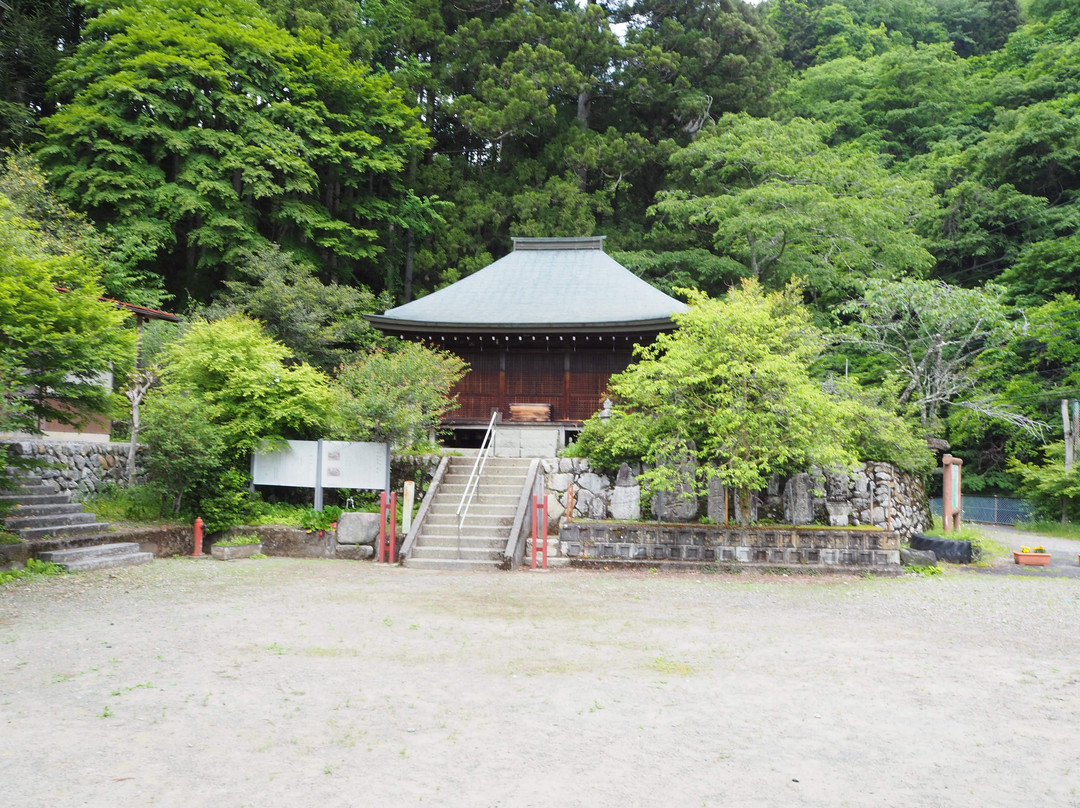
top-left (319, 440), bottom-right (388, 490)
top-left (252, 439), bottom-right (389, 491)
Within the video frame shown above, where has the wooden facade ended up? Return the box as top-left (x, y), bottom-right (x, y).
top-left (429, 338), bottom-right (636, 424)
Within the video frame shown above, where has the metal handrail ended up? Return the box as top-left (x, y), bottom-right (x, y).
top-left (456, 410), bottom-right (499, 528)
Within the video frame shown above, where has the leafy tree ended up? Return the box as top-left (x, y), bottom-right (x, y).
top-left (207, 245), bottom-right (389, 372)
top-left (152, 315), bottom-right (335, 457)
top-left (618, 0), bottom-right (782, 125)
top-left (140, 392), bottom-right (228, 514)
top-left (1010, 444), bottom-right (1080, 523)
top-left (334, 342), bottom-right (467, 448)
top-left (577, 280), bottom-right (928, 521)
top-left (0, 0), bottom-right (84, 145)
top-left (839, 278), bottom-right (1022, 433)
top-left (652, 113), bottom-right (936, 305)
top-left (38, 0), bottom-right (431, 302)
top-left (0, 148), bottom-right (164, 305)
top-left (0, 194), bottom-right (132, 429)
top-left (143, 314), bottom-right (336, 526)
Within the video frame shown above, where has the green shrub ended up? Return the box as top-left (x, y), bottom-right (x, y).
top-left (88, 482), bottom-right (169, 523)
top-left (247, 502), bottom-right (308, 527)
top-left (1010, 443), bottom-right (1080, 522)
top-left (0, 557), bottom-right (66, 585)
top-left (334, 342), bottom-right (466, 448)
top-left (300, 505), bottom-right (342, 533)
top-left (213, 534), bottom-right (261, 547)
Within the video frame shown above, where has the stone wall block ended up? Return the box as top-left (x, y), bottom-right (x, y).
top-left (548, 472), bottom-right (573, 493)
top-left (608, 485), bottom-right (640, 521)
top-left (577, 472), bottom-right (609, 495)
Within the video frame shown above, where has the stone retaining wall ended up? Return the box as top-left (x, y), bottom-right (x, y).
top-left (542, 458), bottom-right (931, 539)
top-left (559, 521), bottom-right (900, 568)
top-left (3, 439), bottom-right (142, 498)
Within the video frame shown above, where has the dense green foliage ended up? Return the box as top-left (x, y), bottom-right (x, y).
top-left (0, 188), bottom-right (132, 429)
top-left (142, 315), bottom-right (335, 527)
top-left (334, 341), bottom-right (467, 447)
top-left (205, 246), bottom-right (389, 373)
top-left (4, 0), bottom-right (1080, 508)
top-left (576, 281), bottom-right (932, 514)
top-left (37, 0), bottom-right (431, 302)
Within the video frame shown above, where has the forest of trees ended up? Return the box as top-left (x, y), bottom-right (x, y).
top-left (3, 0), bottom-right (1080, 503)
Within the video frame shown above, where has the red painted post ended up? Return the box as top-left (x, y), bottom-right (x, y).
top-left (378, 491), bottom-right (388, 563)
top-left (541, 496), bottom-right (549, 570)
top-left (389, 491), bottom-right (398, 564)
top-left (193, 517), bottom-right (204, 557)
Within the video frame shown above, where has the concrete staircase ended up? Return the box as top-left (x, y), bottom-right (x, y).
top-left (404, 455), bottom-right (534, 571)
top-left (2, 473), bottom-right (151, 571)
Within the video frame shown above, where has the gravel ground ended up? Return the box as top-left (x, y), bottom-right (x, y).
top-left (970, 524), bottom-right (1080, 579)
top-left (1, 558), bottom-right (1078, 808)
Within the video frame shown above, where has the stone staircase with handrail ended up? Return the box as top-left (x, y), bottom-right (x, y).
top-left (402, 453), bottom-right (536, 570)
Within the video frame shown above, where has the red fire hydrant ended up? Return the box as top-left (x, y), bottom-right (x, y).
top-left (193, 516), bottom-right (204, 557)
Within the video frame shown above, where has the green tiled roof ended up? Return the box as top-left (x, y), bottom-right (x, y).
top-left (367, 237), bottom-right (688, 334)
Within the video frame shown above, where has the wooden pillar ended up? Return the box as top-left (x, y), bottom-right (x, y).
top-left (942, 454), bottom-right (963, 533)
top-left (563, 353), bottom-right (571, 422)
top-left (498, 347), bottom-right (507, 419)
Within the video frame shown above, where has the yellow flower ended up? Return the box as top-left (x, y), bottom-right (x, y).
top-left (1020, 546), bottom-right (1032, 553)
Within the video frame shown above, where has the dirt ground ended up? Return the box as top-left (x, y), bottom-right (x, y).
top-left (1, 557), bottom-right (1078, 808)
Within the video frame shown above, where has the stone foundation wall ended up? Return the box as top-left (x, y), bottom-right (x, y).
top-left (559, 521), bottom-right (900, 568)
top-left (542, 458), bottom-right (931, 540)
top-left (3, 439), bottom-right (142, 498)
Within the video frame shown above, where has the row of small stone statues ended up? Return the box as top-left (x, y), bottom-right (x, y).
top-left (543, 456), bottom-right (930, 535)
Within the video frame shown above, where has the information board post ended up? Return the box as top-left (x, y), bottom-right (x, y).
top-left (942, 454), bottom-right (963, 534)
top-left (314, 438), bottom-right (324, 511)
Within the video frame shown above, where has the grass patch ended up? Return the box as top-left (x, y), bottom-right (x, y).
top-left (903, 564), bottom-right (943, 577)
top-left (0, 557), bottom-right (66, 585)
top-left (0, 531), bottom-right (21, 545)
top-left (1014, 520), bottom-right (1080, 542)
top-left (649, 657), bottom-right (695, 676)
top-left (924, 517), bottom-right (1008, 564)
top-left (213, 533), bottom-right (261, 547)
top-left (87, 482), bottom-right (170, 523)
top-left (247, 502), bottom-right (307, 527)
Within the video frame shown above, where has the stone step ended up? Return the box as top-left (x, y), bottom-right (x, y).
top-left (448, 455), bottom-right (532, 467)
top-left (424, 512), bottom-right (512, 526)
top-left (5, 511), bottom-right (98, 531)
top-left (27, 533), bottom-right (118, 554)
top-left (410, 545), bottom-right (505, 561)
top-left (436, 473), bottom-right (529, 486)
top-left (403, 556), bottom-right (503, 571)
top-left (5, 484), bottom-right (59, 498)
top-left (38, 542), bottom-right (152, 572)
top-left (39, 541), bottom-right (140, 564)
top-left (438, 485), bottom-right (523, 499)
top-left (17, 522), bottom-right (112, 542)
top-left (441, 472), bottom-right (531, 486)
top-left (421, 526), bottom-right (511, 540)
top-left (0, 493), bottom-right (71, 506)
top-left (5, 502), bottom-right (85, 518)
top-left (426, 503), bottom-right (517, 518)
top-left (414, 534), bottom-right (507, 549)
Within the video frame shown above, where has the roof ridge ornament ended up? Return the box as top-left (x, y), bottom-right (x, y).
top-left (511, 236), bottom-right (605, 251)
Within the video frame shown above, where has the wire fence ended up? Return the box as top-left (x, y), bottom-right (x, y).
top-left (930, 495), bottom-right (1034, 526)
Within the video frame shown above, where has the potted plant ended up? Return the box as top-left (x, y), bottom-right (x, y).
top-left (211, 533), bottom-right (263, 561)
top-left (1013, 545), bottom-right (1051, 566)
